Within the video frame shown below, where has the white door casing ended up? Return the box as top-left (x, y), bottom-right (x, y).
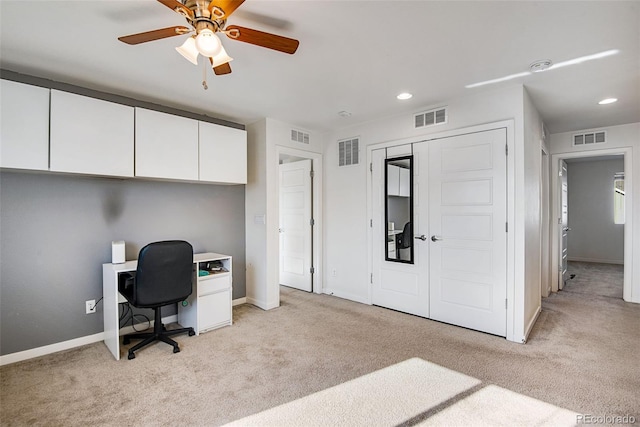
top-left (426, 128), bottom-right (508, 337)
top-left (279, 159), bottom-right (313, 292)
top-left (559, 160), bottom-right (569, 290)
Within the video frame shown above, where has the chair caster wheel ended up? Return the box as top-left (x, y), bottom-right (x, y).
top-left (128, 352), bottom-right (135, 360)
top-left (173, 346), bottom-right (180, 354)
top-left (188, 329), bottom-right (195, 336)
top-left (123, 337), bottom-right (130, 345)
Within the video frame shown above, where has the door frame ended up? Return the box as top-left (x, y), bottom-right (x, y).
top-left (366, 120), bottom-right (517, 341)
top-left (275, 145), bottom-right (323, 294)
top-left (550, 147), bottom-right (632, 301)
top-left (540, 143), bottom-right (551, 298)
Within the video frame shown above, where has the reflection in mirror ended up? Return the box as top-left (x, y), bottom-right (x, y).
top-left (385, 155), bottom-right (413, 264)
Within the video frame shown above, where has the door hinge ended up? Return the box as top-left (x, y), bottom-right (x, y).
top-left (310, 170), bottom-right (315, 178)
top-left (370, 162), bottom-right (373, 172)
top-left (505, 299), bottom-right (508, 309)
top-left (370, 273), bottom-right (373, 283)
top-left (370, 219), bottom-right (373, 227)
top-left (505, 222), bottom-right (508, 232)
top-left (310, 218), bottom-right (315, 226)
top-left (310, 267), bottom-right (315, 274)
top-left (505, 144), bottom-right (508, 156)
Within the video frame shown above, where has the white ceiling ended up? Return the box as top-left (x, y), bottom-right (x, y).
top-left (1, 1), bottom-right (638, 134)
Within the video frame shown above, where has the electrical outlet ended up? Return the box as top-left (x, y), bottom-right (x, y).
top-left (85, 299), bottom-right (96, 314)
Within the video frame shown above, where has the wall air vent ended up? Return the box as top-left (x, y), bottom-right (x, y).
top-left (291, 129), bottom-right (310, 144)
top-left (338, 137), bottom-right (359, 167)
top-left (573, 130), bottom-right (607, 146)
top-left (414, 106), bottom-right (448, 129)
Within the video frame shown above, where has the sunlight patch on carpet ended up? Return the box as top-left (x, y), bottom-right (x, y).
top-left (225, 358), bottom-right (577, 426)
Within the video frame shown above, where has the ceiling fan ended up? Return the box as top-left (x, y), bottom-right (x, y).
top-left (118, 0), bottom-right (299, 77)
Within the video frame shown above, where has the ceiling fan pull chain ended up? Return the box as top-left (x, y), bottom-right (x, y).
top-left (202, 59), bottom-right (209, 90)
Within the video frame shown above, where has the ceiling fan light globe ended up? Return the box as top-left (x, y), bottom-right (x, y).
top-left (195, 29), bottom-right (222, 57)
top-left (176, 37), bottom-right (199, 65)
top-left (211, 45), bottom-right (233, 67)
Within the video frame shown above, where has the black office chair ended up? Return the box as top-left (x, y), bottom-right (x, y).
top-left (120, 240), bottom-right (195, 360)
top-left (396, 222), bottom-right (412, 260)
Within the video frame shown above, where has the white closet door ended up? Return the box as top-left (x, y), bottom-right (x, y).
top-left (371, 149), bottom-right (429, 318)
top-left (427, 128), bottom-right (507, 337)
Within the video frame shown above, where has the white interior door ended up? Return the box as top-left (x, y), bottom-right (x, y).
top-left (371, 149), bottom-right (429, 317)
top-left (279, 159), bottom-right (313, 292)
top-left (559, 160), bottom-right (569, 290)
top-left (427, 129), bottom-right (508, 337)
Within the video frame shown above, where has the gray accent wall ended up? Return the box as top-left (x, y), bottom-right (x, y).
top-left (0, 171), bottom-right (245, 355)
top-left (567, 157), bottom-right (624, 264)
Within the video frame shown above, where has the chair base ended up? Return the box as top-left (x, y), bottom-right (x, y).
top-left (123, 306), bottom-right (195, 359)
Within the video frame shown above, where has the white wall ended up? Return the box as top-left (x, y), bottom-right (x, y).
top-left (549, 122), bottom-right (639, 302)
top-left (522, 88), bottom-right (544, 338)
top-left (245, 118), bottom-right (323, 309)
top-left (567, 158), bottom-right (625, 264)
top-left (323, 84), bottom-right (541, 342)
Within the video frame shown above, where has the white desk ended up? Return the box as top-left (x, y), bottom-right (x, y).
top-left (102, 252), bottom-right (232, 360)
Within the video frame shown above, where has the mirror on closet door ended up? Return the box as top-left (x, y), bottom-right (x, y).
top-left (385, 155), bottom-right (414, 264)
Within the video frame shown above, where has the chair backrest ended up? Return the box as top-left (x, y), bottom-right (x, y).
top-left (133, 240), bottom-right (194, 307)
top-left (398, 222), bottom-right (412, 249)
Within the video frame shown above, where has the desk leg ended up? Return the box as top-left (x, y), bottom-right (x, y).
top-left (102, 267), bottom-right (120, 360)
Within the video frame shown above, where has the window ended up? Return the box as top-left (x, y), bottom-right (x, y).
top-left (614, 172), bottom-right (625, 224)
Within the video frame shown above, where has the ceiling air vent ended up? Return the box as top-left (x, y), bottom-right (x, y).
top-left (573, 130), bottom-right (607, 146)
top-left (291, 129), bottom-right (310, 144)
top-left (414, 106), bottom-right (448, 129)
top-left (338, 137), bottom-right (359, 167)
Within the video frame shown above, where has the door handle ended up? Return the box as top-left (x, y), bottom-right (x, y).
top-left (562, 227), bottom-right (571, 232)
top-left (431, 235), bottom-right (443, 242)
top-left (414, 235), bottom-right (427, 241)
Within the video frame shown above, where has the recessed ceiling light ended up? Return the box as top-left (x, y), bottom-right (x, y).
top-left (598, 98), bottom-right (618, 105)
top-left (397, 92), bottom-right (413, 100)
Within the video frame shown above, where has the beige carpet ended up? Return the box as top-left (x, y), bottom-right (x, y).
top-left (1, 261), bottom-right (638, 426)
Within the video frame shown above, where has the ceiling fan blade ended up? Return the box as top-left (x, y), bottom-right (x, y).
top-left (208, 0), bottom-right (246, 19)
top-left (225, 25), bottom-right (299, 54)
top-left (118, 26), bottom-right (191, 45)
top-left (212, 61), bottom-right (232, 75)
top-left (157, 0), bottom-right (194, 19)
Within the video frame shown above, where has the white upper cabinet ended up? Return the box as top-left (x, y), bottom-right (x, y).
top-left (0, 80), bottom-right (50, 171)
top-left (398, 167), bottom-right (410, 197)
top-left (199, 121), bottom-right (247, 184)
top-left (135, 108), bottom-right (199, 181)
top-left (50, 90), bottom-right (134, 177)
top-left (387, 164), bottom-right (410, 197)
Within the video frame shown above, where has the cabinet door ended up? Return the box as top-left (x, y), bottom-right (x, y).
top-left (0, 80), bottom-right (49, 170)
top-left (399, 167), bottom-right (411, 197)
top-left (135, 108), bottom-right (198, 181)
top-left (50, 90), bottom-right (134, 177)
top-left (198, 291), bottom-right (231, 331)
top-left (199, 121), bottom-right (247, 184)
top-left (387, 164), bottom-right (400, 196)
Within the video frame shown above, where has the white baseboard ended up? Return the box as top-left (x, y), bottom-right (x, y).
top-left (246, 297), bottom-right (279, 310)
top-left (567, 257), bottom-right (623, 265)
top-left (2, 298), bottom-right (244, 366)
top-left (0, 332), bottom-right (105, 367)
top-left (323, 288), bottom-right (369, 305)
top-left (523, 305), bottom-right (542, 344)
top-left (232, 297), bottom-right (247, 306)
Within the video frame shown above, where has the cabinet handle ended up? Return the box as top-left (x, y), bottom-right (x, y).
top-left (414, 235), bottom-right (427, 241)
top-left (430, 235), bottom-right (443, 242)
